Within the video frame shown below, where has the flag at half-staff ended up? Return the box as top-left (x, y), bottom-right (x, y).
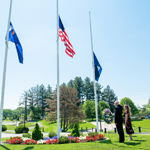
top-left (93, 52), bottom-right (102, 81)
top-left (59, 16), bottom-right (75, 58)
top-left (7, 22), bottom-right (23, 64)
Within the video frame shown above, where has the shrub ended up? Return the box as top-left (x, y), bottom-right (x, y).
top-left (32, 123), bottom-right (43, 140)
top-left (23, 139), bottom-right (37, 145)
top-left (15, 125), bottom-right (29, 133)
top-left (84, 134), bottom-right (104, 142)
top-left (22, 133), bottom-right (31, 138)
top-left (10, 117), bottom-right (13, 121)
top-left (70, 122), bottom-right (80, 137)
top-left (6, 137), bottom-right (23, 144)
top-left (46, 139), bottom-right (59, 144)
top-left (2, 125), bottom-right (7, 131)
top-left (48, 131), bottom-right (57, 138)
top-left (69, 137), bottom-right (81, 143)
top-left (58, 136), bottom-right (69, 144)
top-left (140, 116), bottom-right (145, 119)
top-left (88, 132), bottom-right (98, 137)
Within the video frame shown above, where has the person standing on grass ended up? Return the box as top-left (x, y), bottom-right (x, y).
top-left (114, 101), bottom-right (124, 143)
top-left (124, 105), bottom-right (134, 141)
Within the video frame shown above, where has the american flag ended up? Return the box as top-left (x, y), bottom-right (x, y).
top-left (59, 16), bottom-right (75, 58)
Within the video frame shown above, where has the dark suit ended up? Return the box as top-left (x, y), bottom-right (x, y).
top-left (114, 104), bottom-right (124, 142)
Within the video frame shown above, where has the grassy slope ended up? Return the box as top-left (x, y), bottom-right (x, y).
top-left (1, 134), bottom-right (150, 150)
top-left (36, 120), bottom-right (96, 133)
top-left (4, 122), bottom-right (36, 133)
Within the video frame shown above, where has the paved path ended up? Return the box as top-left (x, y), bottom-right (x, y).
top-left (2, 121), bottom-right (20, 126)
top-left (91, 121), bottom-right (116, 131)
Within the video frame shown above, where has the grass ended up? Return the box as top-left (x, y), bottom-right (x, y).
top-left (132, 119), bottom-right (150, 133)
top-left (34, 120), bottom-right (96, 133)
top-left (19, 122), bottom-right (35, 128)
top-left (1, 134), bottom-right (150, 150)
top-left (3, 120), bottom-right (96, 134)
top-left (5, 125), bottom-right (16, 130)
top-left (85, 118), bottom-right (96, 122)
top-left (5, 122), bottom-right (35, 130)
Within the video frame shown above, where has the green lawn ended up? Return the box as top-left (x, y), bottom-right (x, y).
top-left (5, 122), bottom-right (35, 131)
top-left (35, 120), bottom-right (96, 133)
top-left (1, 134), bottom-right (150, 150)
top-left (132, 119), bottom-right (150, 133)
top-left (5, 125), bottom-right (16, 130)
top-left (4, 122), bottom-right (36, 133)
top-left (19, 122), bottom-right (36, 128)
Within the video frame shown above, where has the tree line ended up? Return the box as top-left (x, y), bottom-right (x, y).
top-left (17, 76), bottom-right (118, 121)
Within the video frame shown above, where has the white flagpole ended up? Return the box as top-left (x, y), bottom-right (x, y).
top-left (89, 12), bottom-right (99, 133)
top-left (56, 0), bottom-right (60, 138)
top-left (0, 0), bottom-right (13, 145)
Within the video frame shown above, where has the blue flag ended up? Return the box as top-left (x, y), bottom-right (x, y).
top-left (7, 22), bottom-right (23, 64)
top-left (93, 52), bottom-right (102, 81)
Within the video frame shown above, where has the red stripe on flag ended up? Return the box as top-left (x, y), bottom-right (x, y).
top-left (59, 28), bottom-right (75, 57)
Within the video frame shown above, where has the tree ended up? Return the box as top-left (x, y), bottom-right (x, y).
top-left (98, 101), bottom-right (110, 119)
top-left (102, 85), bottom-right (118, 113)
top-left (3, 109), bottom-right (13, 119)
top-left (39, 84), bottom-right (47, 119)
top-left (61, 82), bottom-right (67, 87)
top-left (32, 123), bottom-right (43, 140)
top-left (46, 86), bottom-right (86, 132)
top-left (34, 85), bottom-right (41, 118)
top-left (120, 97), bottom-right (139, 116)
top-left (96, 83), bottom-right (103, 101)
top-left (99, 101), bottom-right (110, 111)
top-left (28, 87), bottom-right (36, 118)
top-left (46, 84), bottom-right (53, 99)
top-left (144, 98), bottom-right (150, 109)
top-left (84, 77), bottom-right (92, 100)
top-left (13, 107), bottom-right (25, 119)
top-left (19, 91), bottom-right (28, 120)
top-left (67, 80), bottom-right (74, 88)
top-left (73, 77), bottom-right (84, 105)
top-left (82, 100), bottom-right (95, 119)
top-left (29, 111), bottom-right (34, 121)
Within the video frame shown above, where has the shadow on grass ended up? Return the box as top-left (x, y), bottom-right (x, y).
top-left (124, 142), bottom-right (141, 146)
top-left (98, 139), bottom-right (113, 144)
top-left (0, 145), bottom-right (11, 150)
top-left (23, 146), bottom-right (34, 150)
top-left (133, 140), bottom-right (146, 142)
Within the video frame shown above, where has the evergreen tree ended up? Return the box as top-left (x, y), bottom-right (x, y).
top-left (67, 80), bottom-right (74, 88)
top-left (84, 77), bottom-right (92, 100)
top-left (73, 77), bottom-right (84, 105)
top-left (46, 84), bottom-right (53, 99)
top-left (102, 85), bottom-right (118, 113)
top-left (34, 85), bottom-right (41, 119)
top-left (39, 84), bottom-right (47, 119)
top-left (19, 91), bottom-right (28, 120)
top-left (32, 123), bottom-right (43, 140)
top-left (28, 87), bottom-right (36, 119)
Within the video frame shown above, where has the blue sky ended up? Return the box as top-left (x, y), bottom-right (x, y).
top-left (0, 0), bottom-right (150, 110)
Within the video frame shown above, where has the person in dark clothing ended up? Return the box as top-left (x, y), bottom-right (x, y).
top-left (114, 101), bottom-right (124, 143)
top-left (124, 105), bottom-right (134, 141)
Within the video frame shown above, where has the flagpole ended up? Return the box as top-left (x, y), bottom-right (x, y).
top-left (56, 0), bottom-right (60, 138)
top-left (0, 0), bottom-right (13, 145)
top-left (89, 11), bottom-right (99, 133)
